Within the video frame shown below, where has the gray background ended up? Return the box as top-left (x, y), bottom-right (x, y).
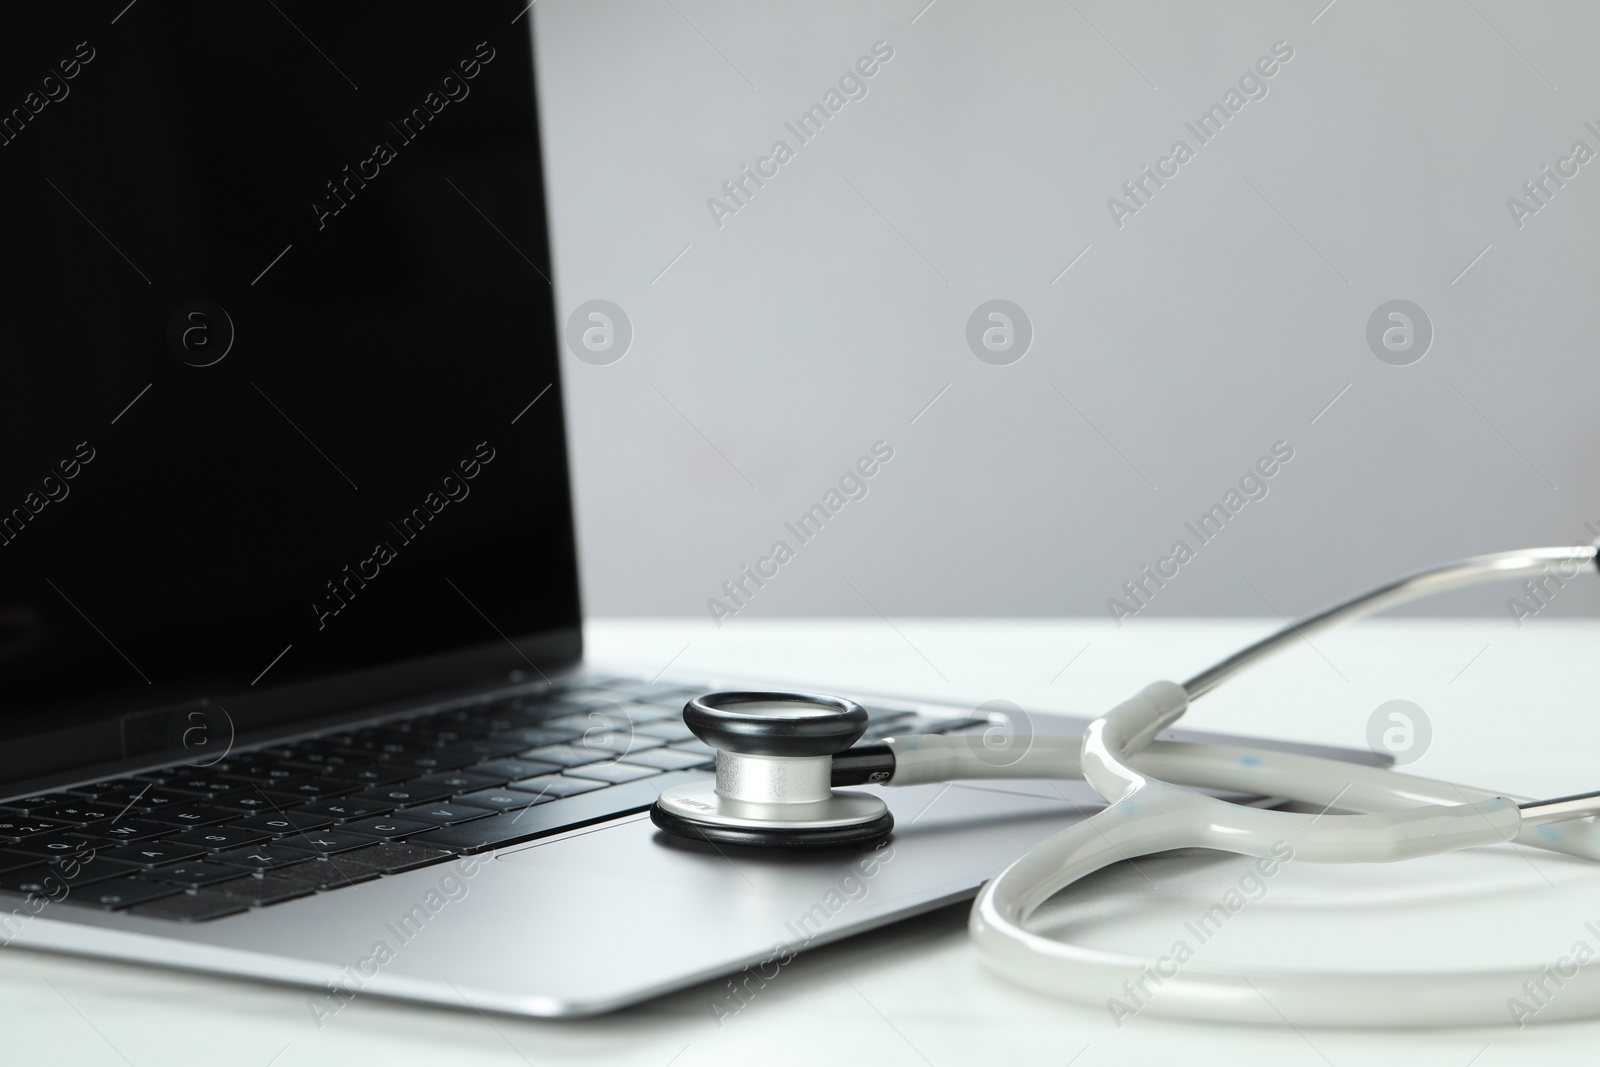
top-left (531, 0), bottom-right (1600, 623)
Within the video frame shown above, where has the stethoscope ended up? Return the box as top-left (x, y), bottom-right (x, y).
top-left (650, 546), bottom-right (1600, 1027)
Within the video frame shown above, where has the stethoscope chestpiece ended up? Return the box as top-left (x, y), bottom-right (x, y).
top-left (650, 691), bottom-right (893, 849)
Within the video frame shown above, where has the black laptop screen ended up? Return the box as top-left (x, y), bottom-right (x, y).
top-left (0, 3), bottom-right (580, 755)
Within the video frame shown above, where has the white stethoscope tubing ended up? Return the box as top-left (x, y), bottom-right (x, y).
top-left (877, 546), bottom-right (1600, 1027)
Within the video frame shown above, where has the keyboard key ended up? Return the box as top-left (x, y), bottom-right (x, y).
top-left (141, 804), bottom-right (237, 828)
top-left (542, 711), bottom-right (641, 732)
top-left (564, 763), bottom-right (661, 784)
top-left (272, 831), bottom-right (379, 855)
top-left (506, 774), bottom-right (607, 799)
top-left (1, 794), bottom-right (76, 813)
top-left (609, 680), bottom-right (700, 700)
top-left (394, 724), bottom-right (489, 745)
top-left (102, 842), bottom-right (206, 868)
top-left (232, 811), bottom-right (335, 834)
top-left (353, 783), bottom-right (453, 806)
top-left (381, 751), bottom-right (479, 773)
top-left (52, 856), bottom-right (143, 886)
top-left (210, 872), bottom-right (316, 907)
top-left (390, 799), bottom-right (496, 825)
top-left (327, 764), bottom-right (415, 786)
top-left (614, 704), bottom-right (678, 724)
top-left (146, 773), bottom-right (236, 797)
top-left (31, 802), bottom-right (121, 824)
top-left (210, 790), bottom-right (285, 814)
top-left (619, 748), bottom-right (713, 771)
top-left (0, 866), bottom-right (65, 897)
top-left (543, 721), bottom-right (667, 748)
top-left (274, 778), bottom-right (358, 800)
top-left (127, 891), bottom-right (250, 923)
top-left (452, 789), bottom-right (550, 813)
top-left (61, 877), bottom-right (183, 910)
top-left (411, 771), bottom-right (502, 794)
top-left (467, 758), bottom-right (562, 784)
top-left (412, 771), bottom-right (702, 853)
top-left (9, 835), bottom-right (100, 859)
top-left (274, 748), bottom-right (355, 771)
top-left (269, 858), bottom-right (376, 891)
top-left (321, 840), bottom-right (455, 875)
top-left (332, 816), bottom-right (435, 840)
top-left (330, 736), bottom-right (430, 759)
top-left (215, 758), bottom-right (303, 783)
top-left (586, 733), bottom-right (669, 757)
top-left (452, 709), bottom-right (547, 733)
top-left (167, 826), bottom-right (272, 851)
top-left (669, 739), bottom-right (715, 757)
top-left (74, 818), bottom-right (175, 844)
top-left (495, 726), bottom-right (581, 748)
top-left (517, 745), bottom-right (610, 768)
top-left (0, 850), bottom-right (44, 873)
top-left (64, 781), bottom-right (133, 798)
top-left (148, 861), bottom-right (250, 887)
top-left (435, 739), bottom-right (528, 764)
top-left (213, 843), bottom-right (316, 871)
top-left (393, 803), bottom-right (494, 826)
top-left (294, 798), bottom-right (394, 821)
top-left (632, 720), bottom-right (697, 743)
top-left (91, 786), bottom-right (190, 811)
top-left (0, 816), bottom-right (74, 839)
top-left (254, 791), bottom-right (330, 809)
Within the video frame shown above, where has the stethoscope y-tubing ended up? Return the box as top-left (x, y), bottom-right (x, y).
top-left (888, 545), bottom-right (1600, 1027)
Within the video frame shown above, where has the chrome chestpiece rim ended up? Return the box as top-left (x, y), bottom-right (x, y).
top-left (651, 691), bottom-right (893, 849)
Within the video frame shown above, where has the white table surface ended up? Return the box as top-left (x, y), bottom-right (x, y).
top-left (6, 617), bottom-right (1600, 1066)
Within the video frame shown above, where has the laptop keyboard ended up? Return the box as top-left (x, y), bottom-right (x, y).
top-left (0, 678), bottom-right (975, 924)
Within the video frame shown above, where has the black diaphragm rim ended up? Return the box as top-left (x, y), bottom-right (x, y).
top-left (649, 800), bottom-right (893, 850)
top-left (682, 690), bottom-right (868, 757)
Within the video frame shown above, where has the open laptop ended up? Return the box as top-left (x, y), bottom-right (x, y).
top-left (0, 2), bottom-right (1387, 1018)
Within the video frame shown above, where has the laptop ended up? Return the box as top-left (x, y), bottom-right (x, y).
top-left (0, 2), bottom-right (1386, 1018)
